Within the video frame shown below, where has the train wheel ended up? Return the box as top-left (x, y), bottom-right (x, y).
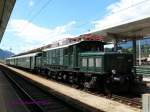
top-left (74, 76), bottom-right (78, 84)
top-left (104, 79), bottom-right (112, 96)
top-left (69, 75), bottom-right (74, 84)
top-left (47, 71), bottom-right (51, 79)
top-left (83, 82), bottom-right (90, 89)
top-left (38, 69), bottom-right (41, 74)
top-left (83, 76), bottom-right (97, 90)
top-left (63, 74), bottom-right (67, 81)
top-left (57, 72), bottom-right (62, 80)
top-left (51, 71), bottom-right (55, 79)
top-left (53, 72), bottom-right (58, 80)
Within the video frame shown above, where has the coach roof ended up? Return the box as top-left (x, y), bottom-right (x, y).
top-left (7, 52), bottom-right (40, 59)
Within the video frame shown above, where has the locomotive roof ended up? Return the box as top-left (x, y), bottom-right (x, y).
top-left (7, 52), bottom-right (40, 59)
top-left (43, 41), bottom-right (80, 51)
top-left (43, 40), bottom-right (106, 52)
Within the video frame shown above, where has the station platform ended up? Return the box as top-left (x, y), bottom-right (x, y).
top-left (1, 64), bottom-right (141, 112)
top-left (0, 69), bottom-right (30, 112)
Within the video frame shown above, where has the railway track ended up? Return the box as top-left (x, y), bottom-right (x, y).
top-left (111, 94), bottom-right (142, 108)
top-left (48, 78), bottom-right (142, 109)
top-left (50, 78), bottom-right (142, 109)
top-left (47, 77), bottom-right (142, 109)
top-left (83, 90), bottom-right (142, 109)
top-left (1, 67), bottom-right (80, 112)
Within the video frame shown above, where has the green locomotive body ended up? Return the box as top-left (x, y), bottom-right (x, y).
top-left (42, 41), bottom-right (105, 69)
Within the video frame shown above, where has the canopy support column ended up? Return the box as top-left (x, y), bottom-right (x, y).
top-left (114, 39), bottom-right (118, 52)
top-left (132, 39), bottom-right (136, 66)
top-left (138, 40), bottom-right (141, 66)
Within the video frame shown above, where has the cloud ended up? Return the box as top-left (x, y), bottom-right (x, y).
top-left (8, 19), bottom-right (76, 53)
top-left (92, 0), bottom-right (150, 31)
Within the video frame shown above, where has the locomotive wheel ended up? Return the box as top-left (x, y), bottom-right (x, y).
top-left (74, 76), bottom-right (78, 84)
top-left (69, 75), bottom-right (74, 84)
top-left (38, 69), bottom-right (41, 74)
top-left (47, 71), bottom-right (51, 78)
top-left (57, 72), bottom-right (62, 80)
top-left (83, 76), bottom-right (97, 90)
top-left (53, 72), bottom-right (58, 79)
top-left (104, 79), bottom-right (112, 96)
top-left (62, 74), bottom-right (68, 81)
top-left (83, 82), bottom-right (90, 89)
top-left (51, 71), bottom-right (56, 79)
top-left (104, 86), bottom-right (111, 96)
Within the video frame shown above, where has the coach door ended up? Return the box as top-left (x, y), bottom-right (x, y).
top-left (30, 57), bottom-right (32, 69)
top-left (30, 57), bottom-right (35, 69)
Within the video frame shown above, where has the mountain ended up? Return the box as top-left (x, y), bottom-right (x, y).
top-left (0, 49), bottom-right (15, 59)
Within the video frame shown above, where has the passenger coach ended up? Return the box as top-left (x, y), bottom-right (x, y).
top-left (6, 52), bottom-right (41, 70)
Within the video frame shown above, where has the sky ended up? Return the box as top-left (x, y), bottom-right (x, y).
top-left (0, 0), bottom-right (150, 54)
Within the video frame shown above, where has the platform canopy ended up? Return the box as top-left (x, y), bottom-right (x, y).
top-left (91, 17), bottom-right (150, 43)
top-left (0, 0), bottom-right (16, 42)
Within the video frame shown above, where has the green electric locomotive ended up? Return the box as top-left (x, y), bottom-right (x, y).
top-left (36, 40), bottom-right (134, 92)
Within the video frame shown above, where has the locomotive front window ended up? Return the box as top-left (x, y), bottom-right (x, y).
top-left (88, 58), bottom-right (94, 67)
top-left (96, 58), bottom-right (102, 67)
top-left (82, 58), bottom-right (87, 67)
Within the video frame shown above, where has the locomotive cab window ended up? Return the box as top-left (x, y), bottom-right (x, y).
top-left (88, 58), bottom-right (94, 67)
top-left (96, 58), bottom-right (102, 67)
top-left (82, 58), bottom-right (87, 67)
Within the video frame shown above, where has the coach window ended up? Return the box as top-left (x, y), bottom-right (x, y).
top-left (96, 58), bottom-right (102, 67)
top-left (88, 58), bottom-right (94, 67)
top-left (82, 58), bottom-right (87, 67)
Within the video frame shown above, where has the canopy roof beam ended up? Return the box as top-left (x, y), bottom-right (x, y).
top-left (0, 0), bottom-right (16, 42)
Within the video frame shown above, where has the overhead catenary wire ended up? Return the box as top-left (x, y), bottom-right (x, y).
top-left (22, 0), bottom-right (53, 31)
top-left (20, 0), bottom-right (150, 35)
top-left (28, 0), bottom-right (53, 22)
top-left (25, 0), bottom-right (43, 19)
top-left (22, 0), bottom-right (150, 32)
top-left (76, 0), bottom-right (150, 31)
top-left (9, 0), bottom-right (150, 54)
top-left (111, 0), bottom-right (150, 14)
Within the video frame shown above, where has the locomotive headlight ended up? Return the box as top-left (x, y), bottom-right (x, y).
top-left (112, 69), bottom-right (116, 74)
